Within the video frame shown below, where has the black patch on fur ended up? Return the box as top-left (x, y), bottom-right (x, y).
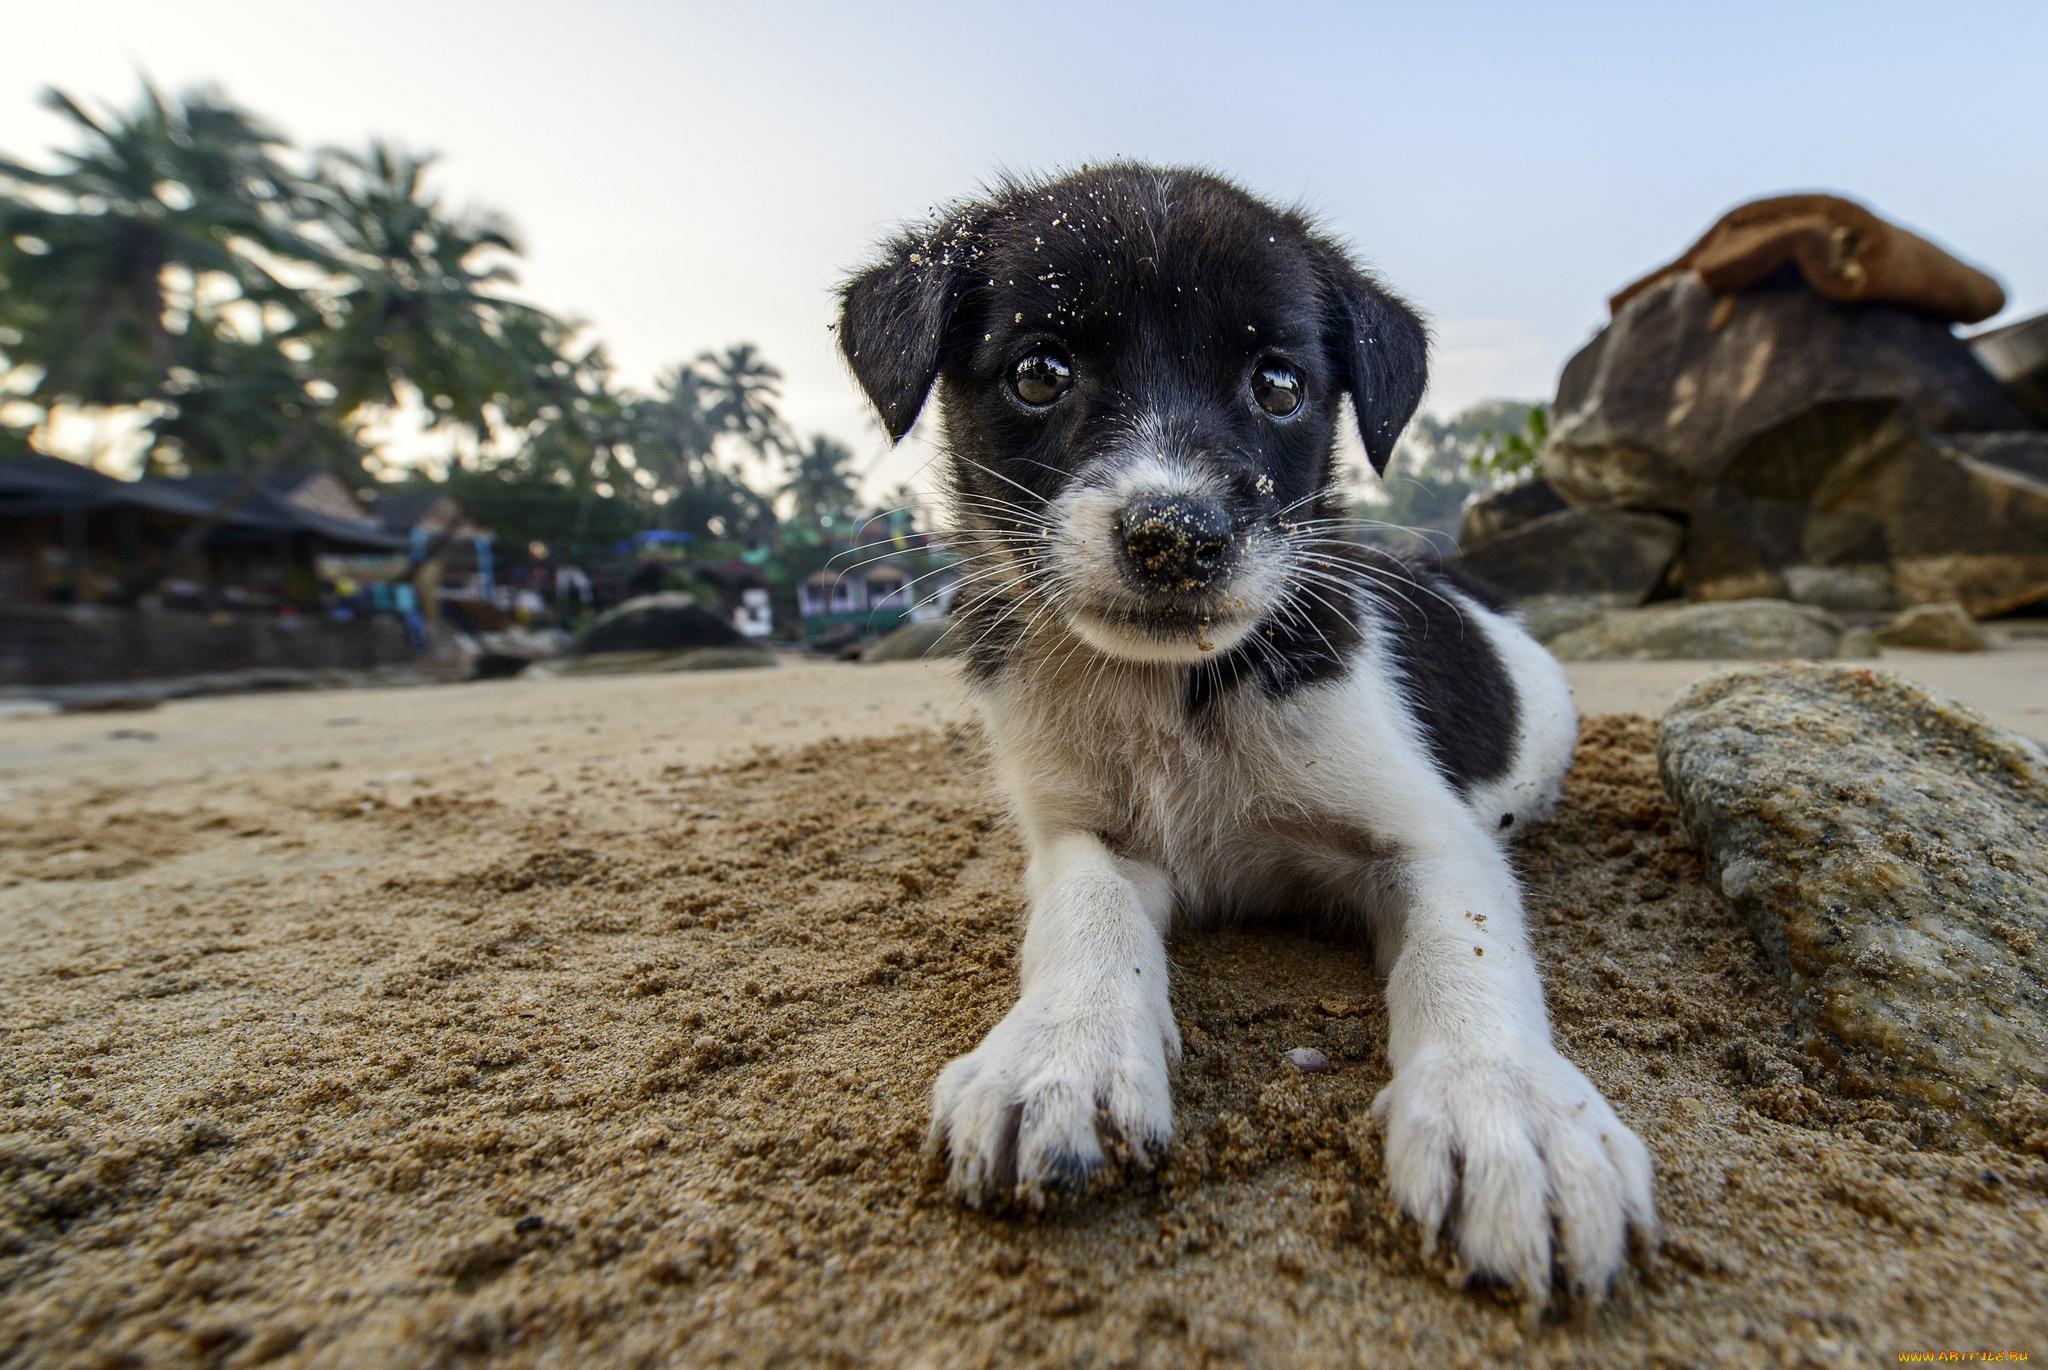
top-left (954, 590), bottom-right (1026, 686)
top-left (1188, 541), bottom-right (1365, 710)
top-left (1357, 550), bottom-right (1519, 790)
top-left (1316, 247), bottom-right (1430, 475)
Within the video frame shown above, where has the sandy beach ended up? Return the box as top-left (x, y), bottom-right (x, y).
top-left (2, 652), bottom-right (2046, 1367)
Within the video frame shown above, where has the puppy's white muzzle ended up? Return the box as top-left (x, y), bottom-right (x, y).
top-left (1046, 453), bottom-right (1287, 664)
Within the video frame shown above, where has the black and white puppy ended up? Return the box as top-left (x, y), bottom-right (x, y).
top-left (837, 164), bottom-right (1654, 1305)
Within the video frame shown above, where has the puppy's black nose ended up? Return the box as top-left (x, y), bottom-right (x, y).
top-left (1119, 495), bottom-right (1235, 591)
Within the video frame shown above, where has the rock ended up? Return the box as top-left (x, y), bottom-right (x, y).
top-left (1876, 602), bottom-right (1989, 652)
top-left (1453, 508), bottom-right (1683, 603)
top-left (1971, 310), bottom-right (2048, 429)
top-left (858, 617), bottom-right (960, 663)
top-left (1807, 417), bottom-right (2048, 618)
top-left (1946, 431), bottom-right (2048, 484)
top-left (571, 593), bottom-right (747, 656)
top-left (56, 694), bottom-right (163, 713)
top-left (1657, 662), bottom-right (2048, 1145)
top-left (548, 646), bottom-right (775, 677)
top-left (1543, 274), bottom-right (2027, 514)
top-left (1782, 565), bottom-right (1899, 614)
top-left (471, 653), bottom-right (533, 680)
top-left (1835, 625), bottom-right (1881, 659)
top-left (1285, 1048), bottom-right (1331, 1074)
top-left (1611, 193), bottom-right (2006, 324)
top-left (1683, 487), bottom-right (1807, 602)
top-left (1457, 477), bottom-right (1567, 550)
top-left (1680, 471), bottom-right (1899, 609)
top-left (1513, 596), bottom-right (1610, 645)
top-left (1545, 599), bottom-right (1843, 662)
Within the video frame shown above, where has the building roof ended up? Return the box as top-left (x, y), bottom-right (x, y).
top-left (179, 471), bottom-right (403, 550)
top-left (362, 489), bottom-right (485, 536)
top-left (0, 456), bottom-right (403, 551)
top-left (692, 558), bottom-right (769, 590)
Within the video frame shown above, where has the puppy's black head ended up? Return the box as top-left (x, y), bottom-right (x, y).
top-left (838, 164), bottom-right (1428, 663)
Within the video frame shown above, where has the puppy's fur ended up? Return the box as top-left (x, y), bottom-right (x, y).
top-left (837, 165), bottom-right (1654, 1305)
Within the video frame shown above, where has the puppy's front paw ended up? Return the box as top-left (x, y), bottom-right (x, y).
top-left (928, 990), bottom-right (1176, 1208)
top-left (1371, 1047), bottom-right (1655, 1305)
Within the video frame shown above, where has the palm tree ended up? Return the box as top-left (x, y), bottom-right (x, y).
top-left (695, 342), bottom-right (788, 468)
top-left (0, 82), bottom-right (311, 412)
top-left (780, 434), bottom-right (858, 525)
top-left (517, 338), bottom-right (632, 540)
top-left (305, 142), bottom-right (554, 444)
top-left (147, 329), bottom-right (365, 475)
top-left (124, 139), bottom-right (565, 595)
top-left (628, 364), bottom-right (719, 516)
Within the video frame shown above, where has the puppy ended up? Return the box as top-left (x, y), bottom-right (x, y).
top-left (836, 164), bottom-right (1655, 1305)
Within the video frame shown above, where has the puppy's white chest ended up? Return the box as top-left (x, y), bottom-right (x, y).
top-left (1035, 696), bottom-right (1369, 909)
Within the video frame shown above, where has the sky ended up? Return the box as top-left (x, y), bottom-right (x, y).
top-left (4, 0), bottom-right (2045, 498)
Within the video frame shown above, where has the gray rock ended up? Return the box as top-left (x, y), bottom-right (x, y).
top-left (1946, 431), bottom-right (2048, 485)
top-left (1810, 418), bottom-right (2048, 618)
top-left (1453, 508), bottom-right (1683, 603)
top-left (1783, 564), bottom-right (1900, 614)
top-left (548, 646), bottom-right (775, 677)
top-left (1682, 486), bottom-right (1806, 603)
top-left (1546, 599), bottom-right (1843, 661)
top-left (1876, 602), bottom-right (1989, 652)
top-left (1457, 477), bottom-right (1567, 550)
top-left (1513, 596), bottom-right (1611, 645)
top-left (1971, 310), bottom-right (2048, 429)
top-left (858, 617), bottom-right (960, 663)
top-left (1834, 626), bottom-right (1882, 660)
top-left (1543, 274), bottom-right (2027, 514)
top-left (571, 593), bottom-right (747, 656)
top-left (1657, 662), bottom-right (2048, 1145)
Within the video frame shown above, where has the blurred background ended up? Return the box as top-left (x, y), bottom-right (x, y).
top-left (3, 0), bottom-right (2043, 683)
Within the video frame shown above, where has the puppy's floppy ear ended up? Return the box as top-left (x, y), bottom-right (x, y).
top-left (1318, 250), bottom-right (1429, 476)
top-left (837, 212), bottom-right (983, 443)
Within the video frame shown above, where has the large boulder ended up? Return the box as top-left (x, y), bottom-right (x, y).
top-left (1512, 595), bottom-right (1610, 645)
top-left (570, 592), bottom-right (747, 656)
top-left (1543, 274), bottom-right (2028, 514)
top-left (1781, 565), bottom-right (1899, 614)
top-left (1456, 477), bottom-right (1567, 550)
top-left (1657, 663), bottom-right (2048, 1146)
top-left (1808, 419), bottom-right (2048, 617)
top-left (1972, 310), bottom-right (2048, 429)
top-left (1452, 507), bottom-right (1682, 603)
top-left (1949, 431), bottom-right (2048, 483)
top-left (1681, 481), bottom-right (1900, 610)
top-left (1875, 602), bottom-right (1989, 652)
top-left (1545, 599), bottom-right (1847, 661)
top-left (858, 617), bottom-right (960, 662)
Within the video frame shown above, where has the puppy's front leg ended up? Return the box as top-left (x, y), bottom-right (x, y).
top-left (1370, 836), bottom-right (1656, 1304)
top-left (929, 831), bottom-right (1177, 1207)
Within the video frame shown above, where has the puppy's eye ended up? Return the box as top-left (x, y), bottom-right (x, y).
top-left (1011, 350), bottom-right (1073, 407)
top-left (1253, 361), bottom-right (1303, 418)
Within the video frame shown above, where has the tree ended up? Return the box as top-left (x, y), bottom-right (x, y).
top-left (694, 342), bottom-right (787, 468)
top-left (1353, 398), bottom-right (1547, 553)
top-left (1467, 403), bottom-right (1550, 485)
top-left (303, 141), bottom-right (557, 465)
top-left (779, 434), bottom-right (858, 526)
top-left (0, 84), bottom-right (564, 491)
top-left (146, 329), bottom-right (365, 475)
top-left (0, 82), bottom-right (315, 416)
top-left (626, 363), bottom-right (718, 513)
